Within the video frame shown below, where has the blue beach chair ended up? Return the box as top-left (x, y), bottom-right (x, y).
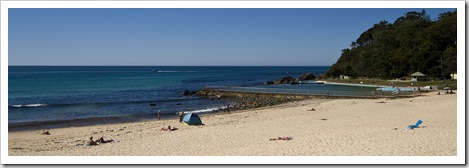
top-left (407, 120), bottom-right (422, 129)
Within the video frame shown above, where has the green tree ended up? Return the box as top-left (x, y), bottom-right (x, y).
top-left (324, 10), bottom-right (457, 79)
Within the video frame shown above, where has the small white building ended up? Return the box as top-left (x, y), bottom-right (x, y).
top-left (410, 72), bottom-right (426, 81)
top-left (450, 73), bottom-right (457, 80)
top-left (340, 75), bottom-right (350, 80)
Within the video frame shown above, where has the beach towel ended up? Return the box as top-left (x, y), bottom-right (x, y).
top-left (407, 120), bottom-right (422, 129)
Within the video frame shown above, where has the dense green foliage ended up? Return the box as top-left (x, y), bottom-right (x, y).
top-left (325, 10), bottom-right (457, 79)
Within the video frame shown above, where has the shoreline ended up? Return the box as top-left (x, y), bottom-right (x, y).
top-left (8, 97), bottom-right (330, 133)
top-left (8, 91), bottom-right (327, 132)
top-left (8, 91), bottom-right (457, 156)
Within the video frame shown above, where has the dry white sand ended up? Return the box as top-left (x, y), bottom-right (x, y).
top-left (8, 92), bottom-right (457, 156)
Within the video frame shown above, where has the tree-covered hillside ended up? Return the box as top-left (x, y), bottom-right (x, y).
top-left (324, 10), bottom-right (456, 79)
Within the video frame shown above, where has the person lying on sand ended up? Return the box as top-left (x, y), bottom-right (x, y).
top-left (269, 137), bottom-right (293, 141)
top-left (307, 108), bottom-right (316, 111)
top-left (97, 137), bottom-right (114, 143)
top-left (41, 130), bottom-right (50, 135)
top-left (161, 125), bottom-right (178, 131)
top-left (88, 137), bottom-right (98, 146)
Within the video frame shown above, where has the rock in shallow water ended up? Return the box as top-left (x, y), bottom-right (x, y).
top-left (274, 76), bottom-right (296, 84)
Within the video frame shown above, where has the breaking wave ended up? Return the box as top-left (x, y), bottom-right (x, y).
top-left (184, 106), bottom-right (228, 113)
top-left (10, 104), bottom-right (48, 108)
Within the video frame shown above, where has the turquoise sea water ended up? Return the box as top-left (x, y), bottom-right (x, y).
top-left (9, 66), bottom-right (331, 130)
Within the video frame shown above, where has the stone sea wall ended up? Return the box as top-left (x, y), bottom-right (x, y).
top-left (196, 88), bottom-right (416, 112)
top-left (197, 89), bottom-right (335, 111)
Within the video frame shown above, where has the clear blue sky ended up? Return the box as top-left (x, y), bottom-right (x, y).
top-left (9, 8), bottom-right (455, 66)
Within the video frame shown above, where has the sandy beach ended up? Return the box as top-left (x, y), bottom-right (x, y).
top-left (8, 92), bottom-right (457, 156)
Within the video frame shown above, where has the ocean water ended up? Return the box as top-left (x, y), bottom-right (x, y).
top-left (8, 66), bottom-right (329, 129)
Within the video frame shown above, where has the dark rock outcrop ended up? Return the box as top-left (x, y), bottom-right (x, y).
top-left (264, 81), bottom-right (274, 85)
top-left (269, 73), bottom-right (316, 85)
top-left (182, 90), bottom-right (198, 95)
top-left (299, 73), bottom-right (316, 81)
top-left (274, 76), bottom-right (296, 84)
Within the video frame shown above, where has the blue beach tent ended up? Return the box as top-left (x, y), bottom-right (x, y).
top-left (183, 113), bottom-right (203, 125)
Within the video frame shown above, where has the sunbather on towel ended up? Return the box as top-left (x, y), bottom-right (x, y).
top-left (41, 130), bottom-right (51, 135)
top-left (270, 137), bottom-right (292, 141)
top-left (97, 137), bottom-right (114, 143)
top-left (88, 137), bottom-right (98, 146)
top-left (161, 125), bottom-right (178, 131)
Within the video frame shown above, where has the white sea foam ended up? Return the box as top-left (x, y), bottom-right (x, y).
top-left (11, 104), bottom-right (48, 108)
top-left (157, 71), bottom-right (196, 73)
top-left (184, 106), bottom-right (228, 113)
top-left (157, 71), bottom-right (178, 72)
